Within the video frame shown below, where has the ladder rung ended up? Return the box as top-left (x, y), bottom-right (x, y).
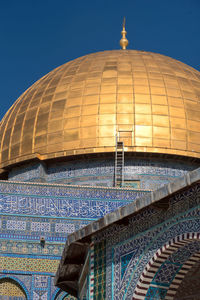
top-left (115, 140), bottom-right (124, 187)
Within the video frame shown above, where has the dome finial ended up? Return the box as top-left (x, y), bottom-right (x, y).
top-left (120, 17), bottom-right (129, 50)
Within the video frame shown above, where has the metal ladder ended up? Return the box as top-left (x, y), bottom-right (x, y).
top-left (115, 139), bottom-right (124, 187)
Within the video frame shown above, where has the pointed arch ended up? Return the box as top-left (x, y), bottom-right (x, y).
top-left (166, 251), bottom-right (200, 299)
top-left (0, 275), bottom-right (30, 299)
top-left (133, 232), bottom-right (200, 299)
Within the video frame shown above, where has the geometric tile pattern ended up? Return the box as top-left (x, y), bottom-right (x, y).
top-left (169, 240), bottom-right (200, 264)
top-left (145, 286), bottom-right (167, 300)
top-left (89, 243), bottom-right (94, 300)
top-left (0, 215), bottom-right (90, 244)
top-left (0, 278), bottom-right (26, 298)
top-left (0, 159), bottom-right (199, 299)
top-left (93, 240), bottom-right (106, 300)
top-left (8, 158), bottom-right (195, 190)
top-left (0, 180), bottom-right (147, 219)
top-left (91, 182), bottom-right (200, 299)
top-left (121, 251), bottom-right (135, 280)
top-left (0, 255), bottom-right (60, 274)
top-left (133, 233), bottom-right (200, 299)
top-left (34, 275), bottom-right (48, 288)
top-left (0, 275), bottom-right (31, 299)
top-left (166, 251), bottom-right (200, 299)
top-left (0, 175), bottom-right (148, 299)
top-left (0, 240), bottom-right (64, 257)
top-left (152, 262), bottom-right (181, 285)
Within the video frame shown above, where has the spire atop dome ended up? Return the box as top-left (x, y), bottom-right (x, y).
top-left (120, 17), bottom-right (129, 50)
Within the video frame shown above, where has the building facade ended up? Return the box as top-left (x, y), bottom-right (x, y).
top-left (0, 29), bottom-right (200, 299)
top-left (55, 168), bottom-right (200, 300)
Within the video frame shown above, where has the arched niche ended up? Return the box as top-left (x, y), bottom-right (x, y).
top-left (0, 276), bottom-right (29, 299)
top-left (133, 232), bottom-right (200, 300)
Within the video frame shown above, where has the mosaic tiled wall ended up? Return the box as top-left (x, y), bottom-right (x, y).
top-left (0, 214), bottom-right (90, 244)
top-left (144, 240), bottom-right (200, 299)
top-left (1, 254), bottom-right (59, 273)
top-left (91, 182), bottom-right (200, 299)
top-left (0, 255), bottom-right (61, 299)
top-left (1, 158), bottom-right (199, 299)
top-left (0, 278), bottom-right (26, 298)
top-left (0, 270), bottom-right (76, 299)
top-left (8, 156), bottom-right (198, 190)
top-left (93, 241), bottom-right (106, 300)
top-left (0, 180), bottom-right (148, 219)
top-left (0, 179), bottom-right (149, 298)
top-left (8, 162), bottom-right (47, 183)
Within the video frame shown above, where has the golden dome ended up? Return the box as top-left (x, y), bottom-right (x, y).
top-left (1, 50), bottom-right (200, 169)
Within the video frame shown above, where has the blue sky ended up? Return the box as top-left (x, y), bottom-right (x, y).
top-left (0, 0), bottom-right (199, 120)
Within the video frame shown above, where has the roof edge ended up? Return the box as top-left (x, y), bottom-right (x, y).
top-left (66, 167), bottom-right (200, 246)
top-left (55, 167), bottom-right (200, 296)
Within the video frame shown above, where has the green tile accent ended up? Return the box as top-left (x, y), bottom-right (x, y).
top-left (93, 240), bottom-right (106, 300)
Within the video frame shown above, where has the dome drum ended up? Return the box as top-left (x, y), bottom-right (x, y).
top-left (4, 154), bottom-right (199, 191)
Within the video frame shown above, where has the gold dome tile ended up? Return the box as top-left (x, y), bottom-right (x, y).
top-left (1, 50), bottom-right (200, 168)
